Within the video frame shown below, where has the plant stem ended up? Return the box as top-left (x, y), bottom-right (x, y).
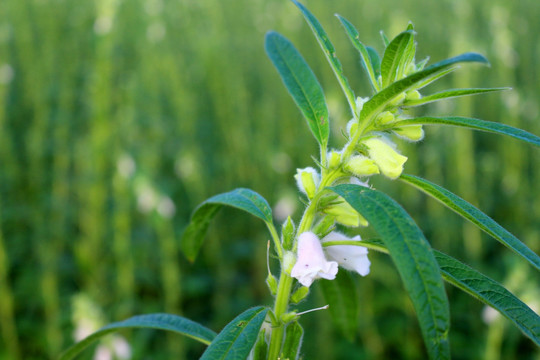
top-left (267, 165), bottom-right (344, 358)
top-left (267, 271), bottom-right (294, 359)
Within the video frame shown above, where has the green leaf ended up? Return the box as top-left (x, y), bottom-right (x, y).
top-left (201, 306), bottom-right (269, 360)
top-left (329, 184), bottom-right (450, 360)
top-left (336, 15), bottom-right (379, 92)
top-left (414, 67), bottom-right (457, 90)
top-left (394, 116), bottom-right (540, 147)
top-left (291, 0), bottom-right (357, 116)
top-left (380, 31), bottom-right (390, 47)
top-left (380, 30), bottom-right (414, 87)
top-left (319, 270), bottom-right (358, 341)
top-left (403, 88), bottom-right (510, 107)
top-left (181, 188), bottom-right (273, 261)
top-left (367, 46), bottom-right (381, 79)
top-left (282, 321), bottom-right (304, 360)
top-left (360, 52), bottom-right (488, 127)
top-left (59, 313), bottom-right (217, 360)
top-left (265, 31), bottom-right (329, 147)
top-left (435, 251), bottom-right (540, 346)
top-left (399, 174), bottom-right (540, 271)
top-left (348, 239), bottom-right (540, 346)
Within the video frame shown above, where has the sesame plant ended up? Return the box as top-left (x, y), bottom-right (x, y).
top-left (61, 1), bottom-right (540, 359)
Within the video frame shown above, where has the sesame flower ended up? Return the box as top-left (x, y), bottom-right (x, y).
top-left (291, 232), bottom-right (338, 287)
top-left (322, 231), bottom-right (371, 276)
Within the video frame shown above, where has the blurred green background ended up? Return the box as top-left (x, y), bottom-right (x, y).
top-left (0, 0), bottom-right (539, 359)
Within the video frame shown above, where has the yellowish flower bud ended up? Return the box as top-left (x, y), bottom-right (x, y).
top-left (393, 125), bottom-right (425, 142)
top-left (344, 155), bottom-right (380, 177)
top-left (323, 201), bottom-right (369, 227)
top-left (405, 90), bottom-right (421, 101)
top-left (327, 150), bottom-right (342, 169)
top-left (294, 167), bottom-right (320, 199)
top-left (375, 111), bottom-right (395, 125)
top-left (364, 137), bottom-right (408, 179)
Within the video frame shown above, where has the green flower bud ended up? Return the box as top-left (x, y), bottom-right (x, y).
top-left (390, 92), bottom-right (406, 106)
top-left (364, 137), bottom-right (407, 179)
top-left (344, 155), bottom-right (380, 177)
top-left (327, 150), bottom-right (342, 169)
top-left (294, 167), bottom-right (320, 199)
top-left (291, 286), bottom-right (310, 304)
top-left (266, 273), bottom-right (278, 296)
top-left (323, 201), bottom-right (368, 227)
top-left (281, 216), bottom-right (296, 251)
top-left (375, 111), bottom-right (395, 125)
top-left (393, 125), bottom-right (425, 142)
top-left (405, 61), bottom-right (417, 76)
top-left (313, 215), bottom-right (337, 239)
top-left (405, 90), bottom-right (421, 101)
top-left (281, 312), bottom-right (298, 324)
top-left (283, 250), bottom-right (296, 274)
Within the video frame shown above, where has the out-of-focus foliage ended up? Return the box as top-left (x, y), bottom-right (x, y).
top-left (0, 0), bottom-right (538, 359)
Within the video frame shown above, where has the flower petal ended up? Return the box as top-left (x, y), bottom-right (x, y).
top-left (291, 232), bottom-right (338, 287)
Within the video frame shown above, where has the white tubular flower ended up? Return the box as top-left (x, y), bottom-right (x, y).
top-left (364, 137), bottom-right (408, 179)
top-left (322, 231), bottom-right (371, 276)
top-left (291, 232), bottom-right (338, 287)
top-left (294, 167), bottom-right (320, 199)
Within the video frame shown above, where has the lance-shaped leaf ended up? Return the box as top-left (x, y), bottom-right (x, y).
top-left (320, 270), bottom-right (359, 341)
top-left (393, 116), bottom-right (540, 147)
top-left (329, 184), bottom-right (450, 360)
top-left (59, 314), bottom-right (217, 360)
top-left (403, 87), bottom-right (509, 107)
top-left (336, 14), bottom-right (379, 92)
top-left (359, 53), bottom-right (488, 127)
top-left (265, 31), bottom-right (329, 147)
top-left (435, 251), bottom-right (540, 346)
top-left (291, 0), bottom-right (357, 115)
top-left (380, 30), bottom-right (414, 87)
top-left (181, 188), bottom-right (273, 261)
top-left (349, 239), bottom-right (540, 346)
top-left (399, 174), bottom-right (540, 270)
top-left (201, 306), bottom-right (269, 360)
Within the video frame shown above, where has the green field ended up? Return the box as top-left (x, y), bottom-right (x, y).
top-left (1, 0), bottom-right (539, 358)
